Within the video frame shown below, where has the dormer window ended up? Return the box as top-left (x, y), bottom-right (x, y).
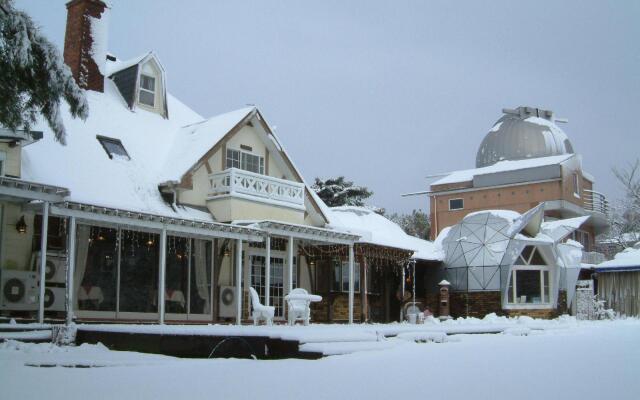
top-left (139, 74), bottom-right (156, 107)
top-left (98, 135), bottom-right (130, 160)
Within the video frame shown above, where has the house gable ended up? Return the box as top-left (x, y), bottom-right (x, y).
top-left (174, 109), bottom-right (329, 225)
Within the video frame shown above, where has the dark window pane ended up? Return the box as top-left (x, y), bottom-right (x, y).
top-left (515, 270), bottom-right (542, 304)
top-left (98, 136), bottom-right (129, 160)
top-left (449, 198), bottom-right (464, 210)
top-left (140, 75), bottom-right (155, 91)
top-left (76, 225), bottom-right (117, 312)
top-left (139, 89), bottom-right (155, 107)
top-left (190, 239), bottom-right (211, 315)
top-left (119, 230), bottom-right (159, 313)
top-left (165, 236), bottom-right (188, 314)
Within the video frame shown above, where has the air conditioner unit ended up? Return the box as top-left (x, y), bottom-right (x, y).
top-left (0, 270), bottom-right (38, 311)
top-left (218, 285), bottom-right (237, 318)
top-left (31, 251), bottom-right (67, 285)
top-left (43, 287), bottom-right (65, 312)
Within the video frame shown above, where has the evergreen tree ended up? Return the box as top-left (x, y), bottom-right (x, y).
top-left (0, 0), bottom-right (88, 144)
top-left (388, 209), bottom-right (431, 239)
top-left (312, 176), bottom-right (373, 207)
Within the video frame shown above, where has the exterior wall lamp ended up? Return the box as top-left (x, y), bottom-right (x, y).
top-left (16, 216), bottom-right (27, 234)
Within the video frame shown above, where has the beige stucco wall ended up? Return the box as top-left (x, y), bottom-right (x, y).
top-left (207, 197), bottom-right (304, 224)
top-left (0, 203), bottom-right (34, 271)
top-left (178, 122), bottom-right (311, 224)
top-left (0, 143), bottom-right (22, 177)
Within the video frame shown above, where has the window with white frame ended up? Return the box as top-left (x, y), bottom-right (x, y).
top-left (138, 74), bottom-right (156, 107)
top-left (507, 246), bottom-right (551, 306)
top-left (332, 261), bottom-right (360, 293)
top-left (226, 148), bottom-right (265, 174)
top-left (449, 198), bottom-right (464, 210)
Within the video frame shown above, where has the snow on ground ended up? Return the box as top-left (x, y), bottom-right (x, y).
top-left (1, 318), bottom-right (639, 400)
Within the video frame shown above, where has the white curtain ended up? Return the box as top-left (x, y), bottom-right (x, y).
top-left (73, 225), bottom-right (91, 308)
top-left (193, 239), bottom-right (210, 313)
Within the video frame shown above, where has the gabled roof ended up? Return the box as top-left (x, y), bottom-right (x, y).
top-left (159, 107), bottom-right (255, 183)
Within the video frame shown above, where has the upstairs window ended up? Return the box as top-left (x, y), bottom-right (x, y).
top-left (449, 198), bottom-right (464, 210)
top-left (139, 74), bottom-right (156, 107)
top-left (572, 173), bottom-right (580, 197)
top-left (97, 135), bottom-right (130, 160)
top-left (226, 148), bottom-right (264, 174)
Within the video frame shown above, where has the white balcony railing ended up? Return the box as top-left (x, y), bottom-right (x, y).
top-left (583, 189), bottom-right (609, 216)
top-left (582, 251), bottom-right (606, 265)
top-left (208, 168), bottom-right (305, 208)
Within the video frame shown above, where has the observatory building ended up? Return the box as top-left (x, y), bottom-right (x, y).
top-left (427, 106), bottom-right (608, 258)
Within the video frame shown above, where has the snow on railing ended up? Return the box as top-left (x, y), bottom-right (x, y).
top-left (208, 168), bottom-right (305, 207)
top-left (581, 251), bottom-right (606, 265)
top-left (583, 189), bottom-right (608, 216)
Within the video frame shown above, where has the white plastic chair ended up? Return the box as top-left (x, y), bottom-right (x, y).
top-left (249, 287), bottom-right (275, 326)
top-left (286, 288), bottom-right (312, 326)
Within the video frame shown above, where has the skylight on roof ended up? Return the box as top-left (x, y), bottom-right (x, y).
top-left (97, 135), bottom-right (130, 160)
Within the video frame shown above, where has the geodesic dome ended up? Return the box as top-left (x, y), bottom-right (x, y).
top-left (442, 210), bottom-right (528, 291)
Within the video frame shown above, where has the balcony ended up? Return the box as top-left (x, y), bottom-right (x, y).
top-left (208, 168), bottom-right (305, 209)
top-left (583, 190), bottom-right (609, 216)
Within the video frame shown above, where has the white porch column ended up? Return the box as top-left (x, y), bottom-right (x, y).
top-left (348, 243), bottom-right (354, 324)
top-left (65, 216), bottom-right (77, 326)
top-left (265, 235), bottom-right (271, 306)
top-left (288, 236), bottom-right (294, 293)
top-left (38, 202), bottom-right (49, 324)
top-left (158, 227), bottom-right (167, 324)
top-left (235, 238), bottom-right (243, 325)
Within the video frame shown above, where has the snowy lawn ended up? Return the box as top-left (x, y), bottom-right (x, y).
top-left (1, 319), bottom-right (639, 400)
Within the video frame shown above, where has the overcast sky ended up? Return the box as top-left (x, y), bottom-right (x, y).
top-left (19, 0), bottom-right (640, 214)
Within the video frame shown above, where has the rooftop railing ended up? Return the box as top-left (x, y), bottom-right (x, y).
top-left (583, 189), bottom-right (609, 216)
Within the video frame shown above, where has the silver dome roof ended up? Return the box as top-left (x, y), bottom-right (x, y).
top-left (476, 106), bottom-right (574, 168)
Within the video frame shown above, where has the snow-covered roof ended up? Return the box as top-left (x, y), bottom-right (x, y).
top-left (432, 154), bottom-right (575, 186)
top-left (21, 78), bottom-right (222, 221)
top-left (327, 206), bottom-right (443, 261)
top-left (160, 107), bottom-right (254, 182)
top-left (105, 52), bottom-right (149, 76)
top-left (596, 246), bottom-right (640, 272)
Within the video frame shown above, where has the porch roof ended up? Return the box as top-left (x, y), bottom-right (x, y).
top-left (241, 220), bottom-right (360, 245)
top-left (0, 176), bottom-right (69, 203)
top-left (50, 201), bottom-right (265, 242)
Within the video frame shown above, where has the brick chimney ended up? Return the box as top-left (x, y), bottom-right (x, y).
top-left (63, 0), bottom-right (110, 92)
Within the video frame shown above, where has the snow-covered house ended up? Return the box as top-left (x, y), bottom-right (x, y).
top-left (0, 0), bottom-right (442, 325)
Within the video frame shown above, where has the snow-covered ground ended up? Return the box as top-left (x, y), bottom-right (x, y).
top-left (1, 318), bottom-right (639, 400)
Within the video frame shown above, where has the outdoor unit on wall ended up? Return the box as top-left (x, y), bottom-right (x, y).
top-left (43, 287), bottom-right (66, 312)
top-left (218, 286), bottom-right (237, 318)
top-left (31, 251), bottom-right (67, 285)
top-left (0, 270), bottom-right (39, 311)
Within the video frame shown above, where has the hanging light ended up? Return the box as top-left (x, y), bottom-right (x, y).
top-left (15, 216), bottom-right (27, 234)
top-left (223, 246), bottom-right (230, 257)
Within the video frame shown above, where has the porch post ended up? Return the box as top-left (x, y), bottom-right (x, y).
top-left (235, 238), bottom-right (243, 325)
top-left (65, 216), bottom-right (77, 326)
top-left (158, 227), bottom-right (167, 324)
top-left (361, 257), bottom-right (368, 323)
top-left (288, 236), bottom-right (294, 293)
top-left (38, 202), bottom-right (49, 324)
top-left (265, 235), bottom-right (271, 306)
top-left (348, 243), bottom-right (354, 324)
